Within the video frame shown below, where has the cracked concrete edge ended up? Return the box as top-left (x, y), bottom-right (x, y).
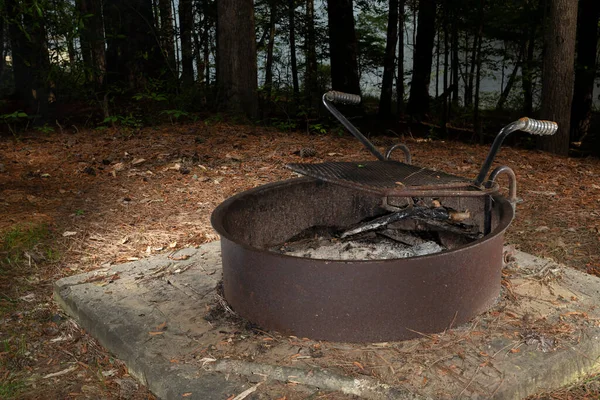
top-left (210, 359), bottom-right (430, 400)
top-left (53, 282), bottom-right (240, 400)
top-left (495, 327), bottom-right (600, 399)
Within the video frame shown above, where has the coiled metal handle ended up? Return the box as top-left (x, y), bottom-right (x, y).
top-left (473, 116), bottom-right (558, 187)
top-left (518, 117), bottom-right (558, 136)
top-left (324, 91), bottom-right (361, 105)
top-left (321, 91), bottom-right (384, 160)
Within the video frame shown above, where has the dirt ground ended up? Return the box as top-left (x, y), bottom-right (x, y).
top-left (0, 121), bottom-right (599, 399)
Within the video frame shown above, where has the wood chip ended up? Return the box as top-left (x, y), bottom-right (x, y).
top-left (43, 365), bottom-right (78, 379)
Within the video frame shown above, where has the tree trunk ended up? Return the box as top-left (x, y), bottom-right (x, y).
top-left (193, 25), bottom-right (204, 85)
top-left (180, 0), bottom-right (194, 86)
top-left (0, 15), bottom-right (6, 77)
top-left (435, 29), bottom-right (440, 98)
top-left (305, 0), bottom-right (319, 108)
top-left (497, 40), bottom-right (526, 110)
top-left (6, 0), bottom-right (51, 122)
top-left (522, 24), bottom-right (536, 115)
top-left (465, 25), bottom-right (479, 107)
top-left (378, 0), bottom-right (399, 117)
top-left (407, 0), bottom-right (437, 119)
top-left (200, 0), bottom-right (215, 89)
top-left (77, 0), bottom-right (106, 87)
top-left (442, 1), bottom-right (449, 134)
top-left (326, 0), bottom-right (361, 95)
top-left (76, 0), bottom-right (92, 80)
top-left (67, 37), bottom-right (76, 69)
top-left (450, 10), bottom-right (459, 108)
top-left (264, 0), bottom-right (277, 100)
top-left (473, 0), bottom-right (484, 143)
top-left (204, 26), bottom-right (211, 87)
top-left (570, 0), bottom-right (600, 143)
top-left (396, 0), bottom-right (405, 115)
top-left (289, 0), bottom-right (299, 97)
top-left (6, 0), bottom-right (33, 108)
top-left (105, 0), bottom-right (164, 89)
top-left (158, 0), bottom-right (176, 75)
top-left (89, 0), bottom-right (106, 88)
top-left (538, 0), bottom-right (577, 155)
top-left (216, 0), bottom-right (258, 118)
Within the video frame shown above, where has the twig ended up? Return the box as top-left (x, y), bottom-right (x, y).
top-left (43, 365), bottom-right (78, 379)
top-left (445, 310), bottom-right (459, 334)
top-left (232, 381), bottom-right (263, 400)
top-left (404, 328), bottom-right (437, 340)
top-left (457, 365), bottom-right (480, 398)
top-left (489, 378), bottom-right (504, 398)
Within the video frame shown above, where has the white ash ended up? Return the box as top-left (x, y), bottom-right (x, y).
top-left (274, 235), bottom-right (444, 260)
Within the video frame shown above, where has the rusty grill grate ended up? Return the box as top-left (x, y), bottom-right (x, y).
top-left (286, 161), bottom-right (489, 197)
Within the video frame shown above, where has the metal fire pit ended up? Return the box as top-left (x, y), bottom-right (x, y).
top-left (211, 178), bottom-right (514, 342)
top-left (211, 92), bottom-right (558, 342)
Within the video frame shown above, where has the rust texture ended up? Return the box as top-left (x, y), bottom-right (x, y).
top-left (211, 178), bottom-right (514, 342)
top-left (286, 160), bottom-right (499, 198)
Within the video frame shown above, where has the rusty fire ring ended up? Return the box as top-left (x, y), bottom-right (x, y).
top-left (211, 178), bottom-right (514, 342)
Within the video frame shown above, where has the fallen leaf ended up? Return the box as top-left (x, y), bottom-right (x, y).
top-left (182, 393), bottom-right (192, 397)
top-left (510, 348), bottom-right (520, 353)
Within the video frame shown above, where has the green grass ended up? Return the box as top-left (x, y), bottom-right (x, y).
top-left (0, 380), bottom-right (26, 399)
top-left (0, 223), bottom-right (52, 268)
top-left (0, 293), bottom-right (17, 314)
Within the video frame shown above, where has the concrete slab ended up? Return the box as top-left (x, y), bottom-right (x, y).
top-left (54, 242), bottom-right (600, 400)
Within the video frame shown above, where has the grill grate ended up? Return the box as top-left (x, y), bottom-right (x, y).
top-left (287, 161), bottom-right (492, 197)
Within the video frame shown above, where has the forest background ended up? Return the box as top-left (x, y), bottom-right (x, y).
top-left (0, 0), bottom-right (597, 157)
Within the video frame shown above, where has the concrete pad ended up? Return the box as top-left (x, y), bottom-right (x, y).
top-left (54, 242), bottom-right (600, 399)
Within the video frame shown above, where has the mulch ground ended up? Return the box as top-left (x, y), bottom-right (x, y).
top-left (0, 121), bottom-right (598, 399)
